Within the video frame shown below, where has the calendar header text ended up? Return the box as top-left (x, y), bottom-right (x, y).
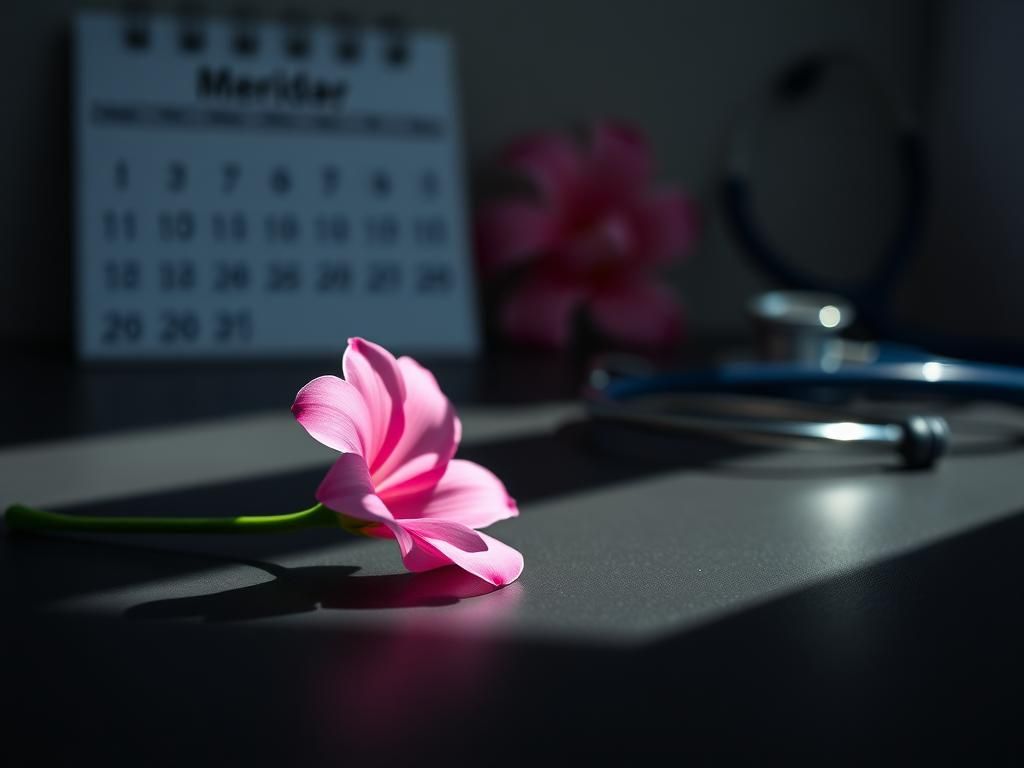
top-left (197, 67), bottom-right (347, 109)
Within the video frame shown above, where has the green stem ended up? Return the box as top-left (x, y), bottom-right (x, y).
top-left (3, 502), bottom-right (339, 535)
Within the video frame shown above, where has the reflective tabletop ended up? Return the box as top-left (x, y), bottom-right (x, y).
top-left (4, 354), bottom-right (1024, 762)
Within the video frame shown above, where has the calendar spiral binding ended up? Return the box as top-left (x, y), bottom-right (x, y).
top-left (117, 4), bottom-right (412, 64)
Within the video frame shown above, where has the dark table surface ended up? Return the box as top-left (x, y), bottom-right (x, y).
top-left (4, 351), bottom-right (1024, 763)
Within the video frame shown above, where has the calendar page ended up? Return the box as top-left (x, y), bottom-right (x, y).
top-left (74, 11), bottom-right (479, 359)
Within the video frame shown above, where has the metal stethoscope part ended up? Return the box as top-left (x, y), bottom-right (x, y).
top-left (748, 290), bottom-right (855, 369)
top-left (584, 289), bottom-right (1024, 470)
top-left (586, 386), bottom-right (951, 470)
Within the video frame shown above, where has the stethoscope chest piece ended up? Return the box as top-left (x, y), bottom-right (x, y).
top-left (898, 414), bottom-right (951, 469)
top-left (586, 361), bottom-right (952, 470)
top-left (748, 290), bottom-right (855, 369)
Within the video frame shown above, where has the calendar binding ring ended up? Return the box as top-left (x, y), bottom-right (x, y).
top-left (113, 5), bottom-right (413, 65)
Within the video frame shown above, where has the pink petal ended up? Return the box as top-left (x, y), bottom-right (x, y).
top-left (588, 277), bottom-right (684, 347)
top-left (384, 459), bottom-right (518, 529)
top-left (401, 519), bottom-right (488, 552)
top-left (631, 188), bottom-right (701, 265)
top-left (502, 132), bottom-right (582, 205)
top-left (316, 452), bottom-right (395, 526)
top-left (400, 520), bottom-right (524, 587)
top-left (392, 529), bottom-right (451, 573)
top-left (474, 201), bottom-right (554, 273)
top-left (342, 338), bottom-right (406, 473)
top-left (370, 357), bottom-right (460, 499)
top-left (292, 375), bottom-right (370, 456)
top-left (556, 213), bottom-right (636, 274)
top-left (500, 276), bottom-right (585, 348)
top-left (590, 121), bottom-right (652, 193)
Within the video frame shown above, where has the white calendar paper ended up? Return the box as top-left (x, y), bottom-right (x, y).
top-left (74, 11), bottom-right (479, 358)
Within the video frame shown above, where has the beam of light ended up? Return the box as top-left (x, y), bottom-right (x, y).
top-left (820, 421), bottom-right (872, 442)
top-left (922, 361), bottom-right (943, 382)
top-left (818, 305), bottom-right (842, 328)
top-left (813, 483), bottom-right (873, 531)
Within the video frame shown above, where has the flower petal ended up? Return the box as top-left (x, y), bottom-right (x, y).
top-left (500, 275), bottom-right (585, 348)
top-left (342, 338), bottom-right (406, 472)
top-left (588, 277), bottom-right (684, 347)
top-left (630, 188), bottom-right (701, 265)
top-left (370, 357), bottom-right (460, 499)
top-left (400, 520), bottom-right (524, 587)
top-left (316, 452), bottom-right (394, 525)
top-left (474, 201), bottom-right (554, 273)
top-left (393, 530), bottom-right (451, 573)
top-left (402, 519), bottom-right (488, 552)
top-left (590, 121), bottom-right (652, 194)
top-left (556, 213), bottom-right (636, 274)
top-left (502, 132), bottom-right (582, 205)
top-left (385, 459), bottom-right (518, 529)
top-left (292, 375), bottom-right (370, 456)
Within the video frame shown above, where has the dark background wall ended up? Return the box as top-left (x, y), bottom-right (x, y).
top-left (4, 0), bottom-right (1018, 353)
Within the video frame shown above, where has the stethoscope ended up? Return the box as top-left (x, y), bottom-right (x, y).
top-left (586, 54), bottom-right (1024, 469)
top-left (724, 52), bottom-right (1024, 363)
top-left (586, 341), bottom-right (1024, 469)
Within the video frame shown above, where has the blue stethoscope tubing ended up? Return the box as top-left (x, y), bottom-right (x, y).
top-left (598, 359), bottom-right (1024, 407)
top-left (588, 357), bottom-right (1024, 469)
top-left (589, 54), bottom-right (1024, 469)
top-left (722, 53), bottom-right (1024, 364)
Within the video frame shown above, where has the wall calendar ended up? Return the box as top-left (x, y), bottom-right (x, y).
top-left (74, 11), bottom-right (479, 358)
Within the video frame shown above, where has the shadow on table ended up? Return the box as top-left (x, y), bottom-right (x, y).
top-left (10, 416), bottom-right (951, 616)
top-left (125, 561), bottom-right (500, 620)
top-left (11, 501), bottom-right (1024, 764)
top-left (2, 419), bottom-right (747, 609)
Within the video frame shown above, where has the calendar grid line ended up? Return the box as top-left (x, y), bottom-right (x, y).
top-left (91, 103), bottom-right (445, 139)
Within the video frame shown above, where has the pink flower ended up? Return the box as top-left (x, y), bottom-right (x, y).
top-left (292, 338), bottom-right (523, 587)
top-left (476, 121), bottom-right (700, 348)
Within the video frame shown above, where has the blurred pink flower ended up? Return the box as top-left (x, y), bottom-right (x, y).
top-left (476, 121), bottom-right (700, 348)
top-left (293, 338), bottom-right (523, 587)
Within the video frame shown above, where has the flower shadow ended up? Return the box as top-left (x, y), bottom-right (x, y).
top-left (124, 558), bottom-right (501, 623)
